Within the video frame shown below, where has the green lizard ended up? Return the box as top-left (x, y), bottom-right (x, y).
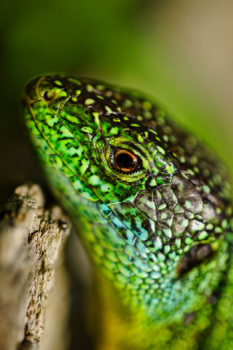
top-left (23, 74), bottom-right (233, 350)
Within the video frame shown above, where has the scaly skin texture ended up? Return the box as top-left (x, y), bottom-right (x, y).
top-left (23, 74), bottom-right (233, 349)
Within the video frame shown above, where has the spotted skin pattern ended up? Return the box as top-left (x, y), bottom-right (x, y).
top-left (23, 75), bottom-right (233, 349)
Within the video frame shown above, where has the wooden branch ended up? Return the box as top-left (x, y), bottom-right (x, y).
top-left (0, 184), bottom-right (71, 350)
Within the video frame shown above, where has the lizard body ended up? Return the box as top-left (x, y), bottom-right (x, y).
top-left (23, 74), bottom-right (233, 349)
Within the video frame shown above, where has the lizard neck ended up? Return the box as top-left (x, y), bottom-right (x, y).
top-left (91, 245), bottom-right (233, 350)
top-left (44, 166), bottom-right (232, 326)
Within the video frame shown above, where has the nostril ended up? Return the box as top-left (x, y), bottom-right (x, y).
top-left (177, 243), bottom-right (213, 276)
top-left (43, 90), bottom-right (56, 102)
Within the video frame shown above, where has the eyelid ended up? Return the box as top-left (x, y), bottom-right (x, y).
top-left (120, 141), bottom-right (147, 159)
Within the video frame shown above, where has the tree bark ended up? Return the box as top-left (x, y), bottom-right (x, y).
top-left (0, 183), bottom-right (71, 350)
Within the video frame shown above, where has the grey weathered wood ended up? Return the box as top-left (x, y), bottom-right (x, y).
top-left (0, 184), bottom-right (71, 350)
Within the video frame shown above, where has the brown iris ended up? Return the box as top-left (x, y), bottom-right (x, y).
top-left (114, 149), bottom-right (138, 173)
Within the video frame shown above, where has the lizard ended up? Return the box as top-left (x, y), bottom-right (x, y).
top-left (23, 74), bottom-right (233, 350)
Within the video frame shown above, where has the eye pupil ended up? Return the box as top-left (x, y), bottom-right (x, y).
top-left (116, 153), bottom-right (134, 168)
top-left (114, 150), bottom-right (138, 173)
top-left (43, 90), bottom-right (56, 101)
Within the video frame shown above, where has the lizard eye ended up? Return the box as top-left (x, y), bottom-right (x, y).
top-left (103, 138), bottom-right (149, 182)
top-left (43, 90), bottom-right (56, 102)
top-left (114, 149), bottom-right (139, 173)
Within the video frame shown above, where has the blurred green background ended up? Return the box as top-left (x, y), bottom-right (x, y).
top-left (1, 0), bottom-right (233, 348)
top-left (1, 0), bottom-right (233, 202)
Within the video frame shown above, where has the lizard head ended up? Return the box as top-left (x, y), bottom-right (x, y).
top-left (23, 74), bottom-right (233, 321)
